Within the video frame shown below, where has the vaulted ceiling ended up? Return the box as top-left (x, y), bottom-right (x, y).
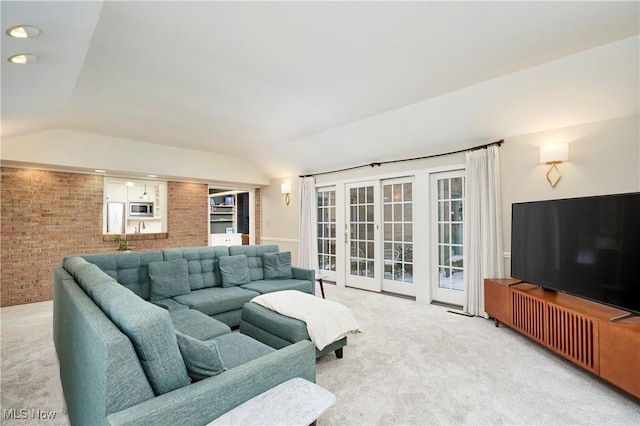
top-left (2, 1), bottom-right (638, 178)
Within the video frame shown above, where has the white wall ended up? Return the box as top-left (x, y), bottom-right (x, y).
top-left (261, 114), bottom-right (639, 282)
top-left (500, 114), bottom-right (640, 276)
top-left (260, 177), bottom-right (301, 265)
top-left (0, 129), bottom-right (269, 186)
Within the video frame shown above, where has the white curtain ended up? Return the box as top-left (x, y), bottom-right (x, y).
top-left (464, 145), bottom-right (505, 316)
top-left (298, 176), bottom-right (319, 272)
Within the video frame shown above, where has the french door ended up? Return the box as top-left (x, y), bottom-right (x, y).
top-left (381, 178), bottom-right (414, 296)
top-left (316, 187), bottom-right (337, 282)
top-left (345, 182), bottom-right (380, 292)
top-left (342, 179), bottom-right (415, 296)
top-left (316, 170), bottom-right (463, 303)
top-left (431, 170), bottom-right (465, 306)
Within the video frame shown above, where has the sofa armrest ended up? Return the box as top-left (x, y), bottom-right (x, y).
top-left (292, 267), bottom-right (314, 284)
top-left (106, 340), bottom-right (316, 426)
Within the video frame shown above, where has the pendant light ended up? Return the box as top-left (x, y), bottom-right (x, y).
top-left (142, 184), bottom-right (150, 201)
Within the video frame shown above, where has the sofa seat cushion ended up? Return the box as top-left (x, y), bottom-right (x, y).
top-left (172, 286), bottom-right (259, 316)
top-left (170, 309), bottom-right (231, 340)
top-left (211, 332), bottom-right (275, 370)
top-left (175, 332), bottom-right (226, 382)
top-left (240, 279), bottom-right (314, 295)
top-left (150, 298), bottom-right (190, 311)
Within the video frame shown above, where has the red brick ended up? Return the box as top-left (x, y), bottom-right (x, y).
top-left (0, 168), bottom-right (229, 307)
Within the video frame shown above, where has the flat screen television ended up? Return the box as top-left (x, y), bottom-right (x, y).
top-left (511, 192), bottom-right (640, 315)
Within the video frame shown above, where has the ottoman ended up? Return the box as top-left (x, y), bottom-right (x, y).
top-left (240, 302), bottom-right (347, 359)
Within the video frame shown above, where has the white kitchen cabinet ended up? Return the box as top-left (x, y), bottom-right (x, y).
top-left (209, 233), bottom-right (242, 247)
top-left (105, 183), bottom-right (127, 202)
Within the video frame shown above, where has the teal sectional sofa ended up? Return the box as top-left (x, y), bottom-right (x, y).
top-left (53, 245), bottom-right (316, 425)
top-left (76, 245), bottom-right (315, 327)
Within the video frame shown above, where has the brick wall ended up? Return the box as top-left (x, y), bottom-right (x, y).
top-left (0, 168), bottom-right (210, 306)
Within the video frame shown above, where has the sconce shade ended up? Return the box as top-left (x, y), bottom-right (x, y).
top-left (280, 183), bottom-right (292, 206)
top-left (540, 143), bottom-right (569, 164)
top-left (281, 183), bottom-right (292, 195)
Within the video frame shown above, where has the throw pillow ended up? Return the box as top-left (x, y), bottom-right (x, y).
top-left (175, 332), bottom-right (226, 382)
top-left (148, 259), bottom-right (191, 301)
top-left (262, 251), bottom-right (294, 280)
top-left (218, 254), bottom-right (251, 287)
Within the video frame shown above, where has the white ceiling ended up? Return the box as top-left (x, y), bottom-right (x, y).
top-left (1, 1), bottom-right (639, 179)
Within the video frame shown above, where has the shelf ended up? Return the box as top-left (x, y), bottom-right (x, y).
top-left (209, 192), bottom-right (238, 236)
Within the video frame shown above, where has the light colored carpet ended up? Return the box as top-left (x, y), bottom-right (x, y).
top-left (316, 285), bottom-right (639, 425)
top-left (1, 284), bottom-right (638, 425)
top-left (1, 300), bottom-right (67, 424)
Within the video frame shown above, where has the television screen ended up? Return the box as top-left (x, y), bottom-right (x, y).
top-left (511, 192), bottom-right (640, 315)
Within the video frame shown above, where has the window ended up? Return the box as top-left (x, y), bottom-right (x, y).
top-left (103, 178), bottom-right (167, 234)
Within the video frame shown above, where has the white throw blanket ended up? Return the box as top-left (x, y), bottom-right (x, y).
top-left (250, 290), bottom-right (361, 351)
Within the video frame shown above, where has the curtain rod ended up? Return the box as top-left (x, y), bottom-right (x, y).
top-left (299, 139), bottom-right (504, 178)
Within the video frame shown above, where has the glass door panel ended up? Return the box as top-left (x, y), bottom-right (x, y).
top-left (345, 182), bottom-right (380, 292)
top-left (382, 178), bottom-right (415, 296)
top-left (317, 187), bottom-right (337, 281)
top-left (432, 171), bottom-right (465, 306)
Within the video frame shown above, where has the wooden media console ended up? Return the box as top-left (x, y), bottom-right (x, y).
top-left (484, 278), bottom-right (640, 399)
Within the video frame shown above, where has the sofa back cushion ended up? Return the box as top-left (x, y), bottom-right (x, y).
top-left (64, 257), bottom-right (191, 396)
top-left (219, 254), bottom-right (251, 287)
top-left (175, 332), bottom-right (226, 382)
top-left (148, 258), bottom-right (191, 300)
top-left (229, 245), bottom-right (279, 281)
top-left (71, 251), bottom-right (163, 300)
top-left (262, 251), bottom-right (294, 280)
top-left (163, 246), bottom-right (230, 290)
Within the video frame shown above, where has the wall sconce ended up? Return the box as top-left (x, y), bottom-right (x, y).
top-left (281, 183), bottom-right (292, 206)
top-left (539, 142), bottom-right (569, 188)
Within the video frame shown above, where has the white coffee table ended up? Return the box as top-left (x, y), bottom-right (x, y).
top-left (208, 377), bottom-right (335, 426)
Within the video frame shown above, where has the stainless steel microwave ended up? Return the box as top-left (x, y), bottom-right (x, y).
top-left (129, 202), bottom-right (154, 217)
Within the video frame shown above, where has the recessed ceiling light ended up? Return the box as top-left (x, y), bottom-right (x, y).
top-left (147, 174), bottom-right (157, 178)
top-left (6, 25), bottom-right (41, 39)
top-left (95, 169), bottom-right (106, 173)
top-left (8, 53), bottom-right (37, 64)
